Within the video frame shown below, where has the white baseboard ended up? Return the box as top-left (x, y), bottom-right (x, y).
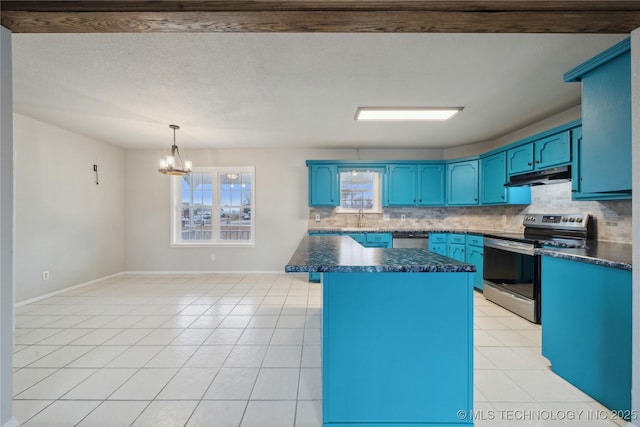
top-left (121, 270), bottom-right (284, 275)
top-left (1, 417), bottom-right (20, 427)
top-left (15, 272), bottom-right (125, 307)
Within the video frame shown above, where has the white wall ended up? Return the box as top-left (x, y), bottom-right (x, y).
top-left (631, 27), bottom-right (639, 427)
top-left (0, 25), bottom-right (16, 427)
top-left (13, 114), bottom-right (126, 303)
top-left (124, 146), bottom-right (443, 272)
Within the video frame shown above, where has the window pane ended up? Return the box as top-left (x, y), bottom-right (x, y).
top-left (219, 171), bottom-right (252, 241)
top-left (339, 171), bottom-right (379, 211)
top-left (180, 173), bottom-right (213, 241)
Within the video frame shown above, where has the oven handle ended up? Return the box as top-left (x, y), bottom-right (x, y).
top-left (484, 238), bottom-right (535, 256)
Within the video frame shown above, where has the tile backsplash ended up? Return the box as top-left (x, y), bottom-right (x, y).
top-left (309, 182), bottom-right (631, 243)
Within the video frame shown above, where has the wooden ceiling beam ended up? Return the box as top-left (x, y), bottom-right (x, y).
top-left (2, 1), bottom-right (640, 33)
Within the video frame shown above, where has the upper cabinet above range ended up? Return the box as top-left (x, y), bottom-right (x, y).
top-left (564, 38), bottom-right (631, 199)
top-left (506, 131), bottom-right (571, 176)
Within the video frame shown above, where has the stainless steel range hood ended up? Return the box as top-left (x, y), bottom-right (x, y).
top-left (505, 165), bottom-right (571, 187)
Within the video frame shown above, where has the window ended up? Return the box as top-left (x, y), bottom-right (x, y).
top-left (337, 169), bottom-right (382, 213)
top-left (171, 167), bottom-right (255, 246)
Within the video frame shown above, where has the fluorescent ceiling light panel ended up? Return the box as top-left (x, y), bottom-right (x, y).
top-left (355, 107), bottom-right (463, 121)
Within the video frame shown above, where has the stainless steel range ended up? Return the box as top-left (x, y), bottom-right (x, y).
top-left (483, 213), bottom-right (593, 324)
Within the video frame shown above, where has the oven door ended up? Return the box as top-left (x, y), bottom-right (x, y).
top-left (483, 238), bottom-right (540, 323)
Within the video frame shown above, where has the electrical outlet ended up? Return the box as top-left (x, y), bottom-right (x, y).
top-left (401, 214), bottom-right (406, 221)
top-left (42, 271), bottom-right (50, 280)
top-left (315, 214), bottom-right (321, 222)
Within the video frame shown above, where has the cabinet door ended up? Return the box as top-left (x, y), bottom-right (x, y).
top-left (417, 163), bottom-right (445, 206)
top-left (507, 143), bottom-right (533, 175)
top-left (534, 131), bottom-right (571, 169)
top-left (447, 243), bottom-right (466, 262)
top-left (466, 244), bottom-right (484, 291)
top-left (429, 243), bottom-right (447, 256)
top-left (580, 51), bottom-right (631, 193)
top-left (386, 164), bottom-right (417, 206)
top-left (446, 160), bottom-right (479, 206)
top-left (480, 152), bottom-right (507, 204)
top-left (309, 164), bottom-right (338, 206)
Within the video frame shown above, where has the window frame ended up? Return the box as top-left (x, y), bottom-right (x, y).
top-left (335, 167), bottom-right (383, 214)
top-left (170, 166), bottom-right (255, 247)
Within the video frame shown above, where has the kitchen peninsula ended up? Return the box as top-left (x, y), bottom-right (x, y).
top-left (285, 235), bottom-right (476, 427)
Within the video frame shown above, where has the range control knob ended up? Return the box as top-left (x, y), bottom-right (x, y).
top-left (569, 217), bottom-right (576, 222)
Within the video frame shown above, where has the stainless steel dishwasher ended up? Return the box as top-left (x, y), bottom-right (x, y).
top-left (391, 232), bottom-right (429, 248)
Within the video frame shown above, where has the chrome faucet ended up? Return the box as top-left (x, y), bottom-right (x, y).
top-left (357, 208), bottom-right (365, 228)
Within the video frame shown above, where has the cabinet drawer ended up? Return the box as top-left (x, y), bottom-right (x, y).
top-left (448, 234), bottom-right (466, 244)
top-left (467, 235), bottom-right (483, 247)
top-left (347, 233), bottom-right (367, 244)
top-left (429, 233), bottom-right (448, 243)
top-left (366, 233), bottom-right (392, 245)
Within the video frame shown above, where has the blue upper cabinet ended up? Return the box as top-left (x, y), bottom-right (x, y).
top-left (535, 132), bottom-right (571, 169)
top-left (565, 38), bottom-right (631, 197)
top-left (480, 152), bottom-right (507, 204)
top-left (507, 131), bottom-right (571, 176)
top-left (385, 162), bottom-right (445, 206)
top-left (507, 144), bottom-right (534, 175)
top-left (308, 164), bottom-right (338, 206)
top-left (386, 164), bottom-right (417, 206)
top-left (417, 163), bottom-right (446, 205)
top-left (446, 159), bottom-right (479, 206)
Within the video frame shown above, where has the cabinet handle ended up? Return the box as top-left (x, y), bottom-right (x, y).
top-left (527, 162), bottom-right (532, 166)
top-left (535, 160), bottom-right (540, 164)
top-left (571, 190), bottom-right (577, 193)
top-left (413, 199), bottom-right (416, 203)
top-left (501, 195), bottom-right (505, 199)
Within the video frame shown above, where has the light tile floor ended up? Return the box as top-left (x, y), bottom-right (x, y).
top-left (12, 273), bottom-right (626, 427)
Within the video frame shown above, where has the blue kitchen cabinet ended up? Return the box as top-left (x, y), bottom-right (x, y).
top-left (417, 163), bottom-right (446, 205)
top-left (534, 131), bottom-right (571, 169)
top-left (481, 151), bottom-right (531, 205)
top-left (428, 233), bottom-right (447, 256)
top-left (323, 271), bottom-right (474, 425)
top-left (466, 235), bottom-right (484, 291)
top-left (447, 234), bottom-right (466, 262)
top-left (446, 159), bottom-right (479, 206)
top-left (308, 164), bottom-right (338, 206)
top-left (480, 152), bottom-right (507, 204)
top-left (542, 256), bottom-right (631, 417)
top-left (506, 143), bottom-right (534, 175)
top-left (364, 232), bottom-right (392, 248)
top-left (385, 162), bottom-right (445, 206)
top-left (385, 164), bottom-right (417, 206)
top-left (507, 131), bottom-right (570, 176)
top-left (571, 126), bottom-right (630, 200)
top-left (564, 38), bottom-right (631, 196)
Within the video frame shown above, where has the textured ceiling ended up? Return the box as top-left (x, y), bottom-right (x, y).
top-left (12, 32), bottom-right (626, 150)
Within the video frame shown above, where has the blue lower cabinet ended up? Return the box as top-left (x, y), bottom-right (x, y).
top-left (429, 233), bottom-right (448, 256)
top-left (323, 272), bottom-right (474, 425)
top-left (448, 234), bottom-right (466, 262)
top-left (542, 256), bottom-right (631, 417)
top-left (466, 236), bottom-right (483, 291)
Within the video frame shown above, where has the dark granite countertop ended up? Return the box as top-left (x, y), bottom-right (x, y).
top-left (307, 227), bottom-right (632, 270)
top-left (536, 240), bottom-right (632, 271)
top-left (285, 235), bottom-right (475, 273)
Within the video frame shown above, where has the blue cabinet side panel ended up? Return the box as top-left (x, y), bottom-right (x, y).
top-left (541, 257), bottom-right (631, 415)
top-left (323, 272), bottom-right (473, 425)
top-left (580, 52), bottom-right (631, 193)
